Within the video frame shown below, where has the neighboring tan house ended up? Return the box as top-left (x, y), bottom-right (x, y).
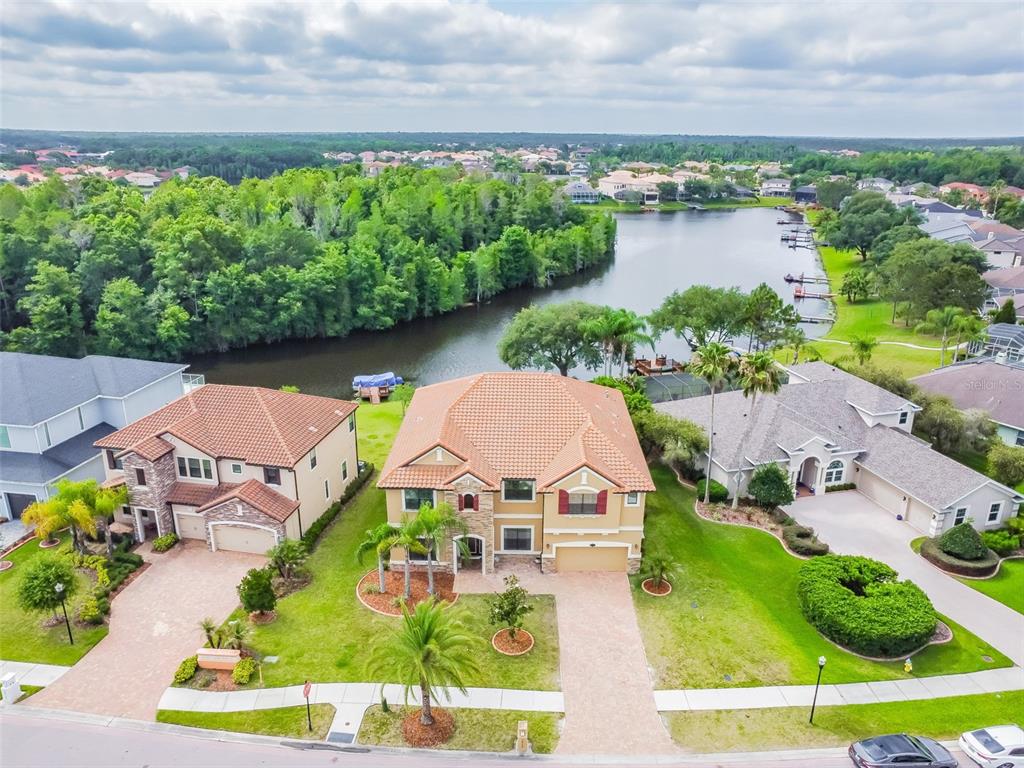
top-left (95, 385), bottom-right (359, 553)
top-left (377, 373), bottom-right (655, 574)
top-left (759, 178), bottom-right (792, 197)
top-left (656, 362), bottom-right (1022, 536)
top-left (912, 361), bottom-right (1024, 447)
top-left (0, 352), bottom-right (197, 522)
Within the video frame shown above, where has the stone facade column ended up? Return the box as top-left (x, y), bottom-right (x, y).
top-left (442, 478), bottom-right (494, 575)
top-left (121, 452), bottom-right (178, 538)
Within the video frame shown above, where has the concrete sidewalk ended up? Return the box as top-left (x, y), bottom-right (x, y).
top-left (654, 667), bottom-right (1024, 711)
top-left (0, 660), bottom-right (70, 688)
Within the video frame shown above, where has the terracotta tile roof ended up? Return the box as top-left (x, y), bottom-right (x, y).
top-left (378, 373), bottom-right (655, 492)
top-left (197, 479), bottom-right (299, 523)
top-left (126, 435), bottom-right (175, 461)
top-left (95, 385), bottom-right (357, 468)
top-left (165, 481), bottom-right (238, 508)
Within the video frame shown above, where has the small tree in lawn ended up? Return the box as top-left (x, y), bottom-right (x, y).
top-left (392, 383), bottom-right (415, 415)
top-left (357, 522), bottom-right (399, 593)
top-left (266, 539), bottom-right (307, 583)
top-left (638, 551), bottom-right (676, 590)
top-left (238, 568), bottom-right (276, 616)
top-left (17, 555), bottom-right (77, 625)
top-left (199, 617), bottom-right (225, 648)
top-left (747, 464), bottom-right (795, 509)
top-left (487, 575), bottom-right (533, 641)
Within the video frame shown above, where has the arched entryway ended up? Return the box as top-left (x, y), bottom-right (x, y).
top-left (797, 456), bottom-right (820, 497)
top-left (453, 533), bottom-right (485, 575)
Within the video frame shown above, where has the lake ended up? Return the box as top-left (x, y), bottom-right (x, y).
top-left (191, 207), bottom-right (829, 397)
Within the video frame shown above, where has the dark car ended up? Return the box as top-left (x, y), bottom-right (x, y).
top-left (849, 734), bottom-right (958, 767)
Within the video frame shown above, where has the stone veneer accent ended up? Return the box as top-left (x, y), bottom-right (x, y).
top-left (202, 498), bottom-right (287, 550)
top-left (431, 476), bottom-right (494, 574)
top-left (120, 451), bottom-right (177, 540)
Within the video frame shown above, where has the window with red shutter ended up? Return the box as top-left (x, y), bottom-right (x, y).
top-left (558, 489), bottom-right (569, 514)
top-left (472, 494), bottom-right (479, 511)
top-left (596, 490), bottom-right (608, 514)
top-left (457, 494), bottom-right (465, 511)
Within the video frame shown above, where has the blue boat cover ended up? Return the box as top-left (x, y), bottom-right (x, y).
top-left (352, 372), bottom-right (404, 388)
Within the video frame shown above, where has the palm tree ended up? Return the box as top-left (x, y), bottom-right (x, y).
top-left (949, 313), bottom-right (985, 364)
top-left (224, 620), bottom-right (253, 651)
top-left (357, 522), bottom-right (400, 594)
top-left (780, 326), bottom-right (808, 365)
top-left (367, 600), bottom-right (481, 727)
top-left (199, 617), bottom-right (223, 648)
top-left (736, 351), bottom-right (784, 507)
top-left (849, 335), bottom-right (878, 365)
top-left (582, 308), bottom-right (621, 376)
top-left (611, 309), bottom-right (656, 377)
top-left (92, 484), bottom-right (128, 558)
top-left (689, 342), bottom-right (736, 504)
top-left (381, 515), bottom-right (429, 599)
top-left (22, 480), bottom-right (100, 553)
top-left (638, 552), bottom-right (676, 590)
top-left (915, 306), bottom-right (964, 367)
top-left (415, 502), bottom-right (469, 596)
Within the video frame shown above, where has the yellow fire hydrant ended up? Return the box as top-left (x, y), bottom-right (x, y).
top-left (904, 658), bottom-right (913, 674)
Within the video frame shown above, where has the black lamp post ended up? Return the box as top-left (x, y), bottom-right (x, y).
top-left (55, 581), bottom-right (74, 645)
top-left (809, 655), bottom-right (826, 724)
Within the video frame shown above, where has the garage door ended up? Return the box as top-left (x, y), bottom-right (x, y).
top-left (906, 501), bottom-right (933, 534)
top-left (212, 525), bottom-right (276, 554)
top-left (856, 468), bottom-right (903, 516)
top-left (555, 545), bottom-right (628, 572)
top-left (175, 513), bottom-right (207, 540)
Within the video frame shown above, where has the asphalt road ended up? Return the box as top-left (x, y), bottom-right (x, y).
top-left (0, 710), bottom-right (975, 768)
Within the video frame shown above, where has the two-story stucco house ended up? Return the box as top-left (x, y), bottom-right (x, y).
top-left (94, 385), bottom-right (359, 553)
top-left (0, 351), bottom-right (196, 522)
top-left (657, 362), bottom-right (1022, 537)
top-left (378, 373), bottom-right (655, 574)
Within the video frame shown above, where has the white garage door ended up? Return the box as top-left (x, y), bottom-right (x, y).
top-left (212, 525), bottom-right (277, 554)
top-left (175, 513), bottom-right (206, 540)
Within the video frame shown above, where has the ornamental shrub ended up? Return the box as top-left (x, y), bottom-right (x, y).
top-left (825, 482), bottom-right (857, 493)
top-left (77, 595), bottom-right (105, 625)
top-left (238, 568), bottom-right (276, 614)
top-left (173, 655), bottom-right (198, 684)
top-left (797, 555), bottom-right (936, 657)
top-left (696, 478), bottom-right (728, 504)
top-left (152, 533), bottom-right (179, 553)
top-left (231, 657), bottom-right (257, 685)
top-left (782, 525), bottom-right (830, 556)
top-left (938, 522), bottom-right (989, 561)
top-left (920, 538), bottom-right (999, 577)
top-left (747, 464), bottom-right (794, 509)
top-left (980, 529), bottom-right (1020, 557)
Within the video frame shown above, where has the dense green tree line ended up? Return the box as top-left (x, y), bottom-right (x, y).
top-left (0, 166), bottom-right (616, 360)
top-left (790, 148), bottom-right (1024, 187)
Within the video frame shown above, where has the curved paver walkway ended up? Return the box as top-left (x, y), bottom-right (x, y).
top-left (24, 541), bottom-right (263, 720)
top-left (788, 492), bottom-right (1024, 666)
top-left (456, 568), bottom-right (677, 756)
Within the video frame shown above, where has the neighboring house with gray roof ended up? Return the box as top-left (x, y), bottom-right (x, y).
top-left (912, 361), bottom-right (1024, 447)
top-left (0, 352), bottom-right (197, 521)
top-left (656, 362), bottom-right (1022, 536)
top-left (968, 323), bottom-right (1024, 365)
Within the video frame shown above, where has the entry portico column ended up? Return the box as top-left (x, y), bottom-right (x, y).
top-left (132, 508), bottom-right (145, 542)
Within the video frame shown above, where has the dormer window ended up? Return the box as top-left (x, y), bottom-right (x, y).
top-left (502, 479), bottom-right (535, 502)
top-left (899, 411), bottom-right (909, 425)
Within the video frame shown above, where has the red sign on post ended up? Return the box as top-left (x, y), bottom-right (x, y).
top-left (303, 681), bottom-right (312, 699)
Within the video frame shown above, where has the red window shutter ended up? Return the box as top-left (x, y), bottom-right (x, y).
top-left (596, 490), bottom-right (608, 515)
top-left (558, 490), bottom-right (569, 514)
top-left (472, 494), bottom-right (479, 511)
top-left (457, 494), bottom-right (464, 511)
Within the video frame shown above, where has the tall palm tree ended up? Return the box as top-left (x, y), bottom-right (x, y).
top-left (381, 515), bottom-right (428, 599)
top-left (915, 306), bottom-right (964, 367)
top-left (780, 326), bottom-right (808, 365)
top-left (736, 351), bottom-right (784, 508)
top-left (849, 335), bottom-right (878, 366)
top-left (92, 484), bottom-right (128, 558)
top-left (22, 479), bottom-right (100, 553)
top-left (415, 502), bottom-right (469, 596)
top-left (582, 308), bottom-right (621, 376)
top-left (357, 522), bottom-right (400, 593)
top-left (949, 313), bottom-right (985, 364)
top-left (367, 600), bottom-right (481, 727)
top-left (611, 309), bottom-right (656, 377)
top-left (689, 342), bottom-right (736, 504)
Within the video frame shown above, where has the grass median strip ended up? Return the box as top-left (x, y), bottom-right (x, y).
top-left (157, 704), bottom-right (335, 740)
top-left (664, 691), bottom-right (1024, 752)
top-left (357, 704), bottom-right (561, 753)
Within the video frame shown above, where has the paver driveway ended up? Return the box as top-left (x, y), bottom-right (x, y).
top-left (26, 541), bottom-right (263, 720)
top-left (457, 567), bottom-right (676, 756)
top-left (788, 492), bottom-right (1024, 666)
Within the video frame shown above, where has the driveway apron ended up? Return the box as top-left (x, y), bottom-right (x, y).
top-left (788, 492), bottom-right (1024, 666)
top-left (457, 568), bottom-right (676, 756)
top-left (26, 541), bottom-right (263, 720)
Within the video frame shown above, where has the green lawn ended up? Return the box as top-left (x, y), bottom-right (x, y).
top-left (358, 705), bottom-right (561, 753)
top-left (665, 691), bottom-right (1023, 752)
top-left (634, 466), bottom-right (1011, 689)
top-left (0, 534), bottom-right (109, 665)
top-left (157, 704), bottom-right (335, 740)
top-left (233, 402), bottom-right (560, 691)
top-left (960, 559), bottom-right (1024, 615)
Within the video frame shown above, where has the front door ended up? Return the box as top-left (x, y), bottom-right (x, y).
top-left (466, 537), bottom-right (483, 559)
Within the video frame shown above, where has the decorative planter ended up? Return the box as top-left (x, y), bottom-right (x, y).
top-left (0, 560), bottom-right (13, 572)
top-left (492, 628), bottom-right (535, 656)
top-left (39, 538), bottom-right (61, 549)
top-left (641, 578), bottom-right (673, 596)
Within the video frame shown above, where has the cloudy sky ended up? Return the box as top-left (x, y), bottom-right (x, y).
top-left (2, 0), bottom-right (1022, 137)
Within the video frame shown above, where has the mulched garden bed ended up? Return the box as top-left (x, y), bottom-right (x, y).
top-left (641, 578), bottom-right (672, 596)
top-left (107, 562), bottom-right (150, 601)
top-left (39, 538), bottom-right (62, 549)
top-left (492, 628), bottom-right (534, 656)
top-left (402, 708), bottom-right (455, 747)
top-left (695, 500), bottom-right (784, 536)
top-left (357, 569), bottom-right (458, 616)
top-left (0, 560), bottom-right (13, 572)
top-left (249, 610), bottom-right (277, 624)
top-left (273, 573), bottom-right (312, 598)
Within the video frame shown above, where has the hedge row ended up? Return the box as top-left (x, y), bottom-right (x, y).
top-left (825, 483), bottom-right (857, 493)
top-left (797, 555), bottom-right (936, 657)
top-left (696, 478), bottom-right (728, 503)
top-left (301, 462), bottom-right (375, 550)
top-left (920, 538), bottom-right (999, 577)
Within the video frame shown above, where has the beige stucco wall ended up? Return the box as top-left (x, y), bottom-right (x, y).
top-left (164, 435), bottom-right (220, 486)
top-left (937, 483), bottom-right (1020, 534)
top-left (294, 419), bottom-right (359, 527)
top-left (409, 447), bottom-right (462, 466)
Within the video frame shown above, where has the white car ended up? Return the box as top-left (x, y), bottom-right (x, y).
top-left (960, 725), bottom-right (1024, 767)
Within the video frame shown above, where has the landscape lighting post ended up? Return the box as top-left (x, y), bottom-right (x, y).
top-left (809, 655), bottom-right (826, 724)
top-left (55, 582), bottom-right (73, 645)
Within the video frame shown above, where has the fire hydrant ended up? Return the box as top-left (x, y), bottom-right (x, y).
top-left (904, 658), bottom-right (913, 674)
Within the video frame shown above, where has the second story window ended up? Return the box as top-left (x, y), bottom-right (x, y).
top-left (264, 466), bottom-right (281, 486)
top-left (43, 422), bottom-right (51, 447)
top-left (403, 488), bottom-right (434, 511)
top-left (135, 468), bottom-right (146, 486)
top-left (231, 463), bottom-right (242, 474)
top-left (108, 450), bottom-right (123, 470)
top-left (77, 407), bottom-right (84, 430)
top-left (310, 448), bottom-right (317, 470)
top-left (348, 414), bottom-right (356, 432)
top-left (0, 426), bottom-right (9, 449)
top-left (567, 492), bottom-right (598, 515)
top-left (342, 460), bottom-right (348, 480)
top-left (183, 457), bottom-right (213, 480)
top-left (502, 479), bottom-right (535, 502)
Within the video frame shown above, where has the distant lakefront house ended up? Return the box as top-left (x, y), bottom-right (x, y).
top-left (0, 352), bottom-right (197, 522)
top-left (656, 362), bottom-right (1022, 536)
top-left (94, 385), bottom-right (359, 551)
top-left (912, 361), bottom-right (1024, 447)
top-left (794, 185), bottom-right (818, 204)
top-left (759, 178), bottom-right (791, 197)
top-left (378, 373), bottom-right (655, 574)
top-left (564, 179), bottom-right (600, 204)
top-left (856, 177), bottom-right (895, 192)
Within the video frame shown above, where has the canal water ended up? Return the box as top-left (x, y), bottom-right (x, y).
top-left (191, 207), bottom-right (829, 397)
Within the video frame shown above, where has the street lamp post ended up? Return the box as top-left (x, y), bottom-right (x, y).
top-left (55, 582), bottom-right (74, 645)
top-left (809, 655), bottom-right (826, 724)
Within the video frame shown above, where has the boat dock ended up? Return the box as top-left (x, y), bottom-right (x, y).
top-left (784, 273), bottom-right (830, 285)
top-left (798, 314), bottom-right (835, 324)
top-left (793, 285), bottom-right (835, 300)
top-left (632, 356), bottom-right (685, 376)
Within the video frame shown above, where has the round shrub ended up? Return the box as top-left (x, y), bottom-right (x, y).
top-left (173, 655), bottom-right (198, 685)
top-left (238, 568), bottom-right (276, 614)
top-left (696, 478), bottom-right (728, 503)
top-left (231, 657), bottom-right (257, 685)
top-left (921, 538), bottom-right (999, 577)
top-left (797, 555), bottom-right (936, 657)
top-left (782, 524), bottom-right (830, 556)
top-left (938, 523), bottom-right (988, 561)
top-left (152, 532), bottom-right (179, 553)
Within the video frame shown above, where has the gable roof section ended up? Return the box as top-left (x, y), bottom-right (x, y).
top-left (912, 362), bottom-right (1024, 429)
top-left (96, 385), bottom-right (357, 468)
top-left (983, 266), bottom-right (1024, 291)
top-left (378, 373), bottom-right (654, 492)
top-left (0, 352), bottom-right (187, 426)
top-left (197, 479), bottom-right (299, 523)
